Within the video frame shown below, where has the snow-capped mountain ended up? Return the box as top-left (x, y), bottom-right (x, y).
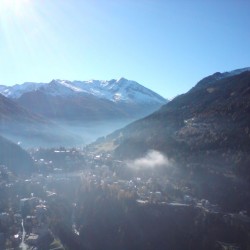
top-left (0, 78), bottom-right (167, 146)
top-left (0, 78), bottom-right (166, 104)
top-left (68, 77), bottom-right (166, 104)
top-left (0, 77), bottom-right (167, 127)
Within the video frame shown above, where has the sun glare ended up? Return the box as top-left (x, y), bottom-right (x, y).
top-left (0, 0), bottom-right (30, 16)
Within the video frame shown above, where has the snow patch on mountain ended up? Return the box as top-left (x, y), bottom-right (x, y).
top-left (38, 79), bottom-right (86, 96)
top-left (52, 80), bottom-right (84, 93)
top-left (226, 67), bottom-right (250, 77)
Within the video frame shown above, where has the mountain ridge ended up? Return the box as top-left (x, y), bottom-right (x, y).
top-left (1, 78), bottom-right (167, 121)
top-left (0, 78), bottom-right (167, 104)
top-left (0, 78), bottom-right (167, 147)
top-left (0, 134), bottom-right (34, 174)
top-left (0, 93), bottom-right (81, 147)
top-left (90, 69), bottom-right (250, 178)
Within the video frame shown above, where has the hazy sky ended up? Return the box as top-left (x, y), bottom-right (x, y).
top-left (0, 0), bottom-right (249, 98)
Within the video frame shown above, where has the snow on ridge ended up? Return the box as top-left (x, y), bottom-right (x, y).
top-left (224, 67), bottom-right (250, 77)
top-left (51, 79), bottom-right (84, 93)
top-left (57, 78), bottom-right (165, 103)
top-left (206, 67), bottom-right (250, 85)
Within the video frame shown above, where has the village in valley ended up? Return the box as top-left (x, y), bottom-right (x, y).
top-left (0, 147), bottom-right (250, 250)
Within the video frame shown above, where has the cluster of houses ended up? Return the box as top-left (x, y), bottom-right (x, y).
top-left (0, 164), bottom-right (65, 249)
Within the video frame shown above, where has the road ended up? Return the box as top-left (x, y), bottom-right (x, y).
top-left (19, 219), bottom-right (28, 250)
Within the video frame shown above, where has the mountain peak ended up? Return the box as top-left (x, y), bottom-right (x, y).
top-left (46, 79), bottom-right (84, 95)
top-left (116, 77), bottom-right (128, 83)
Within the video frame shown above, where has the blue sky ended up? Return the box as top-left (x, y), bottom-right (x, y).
top-left (0, 0), bottom-right (249, 98)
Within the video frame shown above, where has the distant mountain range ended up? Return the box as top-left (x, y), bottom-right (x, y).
top-left (0, 78), bottom-right (166, 120)
top-left (0, 78), bottom-right (167, 147)
top-left (90, 68), bottom-right (250, 178)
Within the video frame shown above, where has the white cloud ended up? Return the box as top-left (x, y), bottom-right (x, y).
top-left (127, 150), bottom-right (171, 170)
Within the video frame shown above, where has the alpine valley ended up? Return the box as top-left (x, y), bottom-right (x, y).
top-left (90, 68), bottom-right (250, 210)
top-left (0, 78), bottom-right (167, 147)
top-left (1, 69), bottom-right (250, 250)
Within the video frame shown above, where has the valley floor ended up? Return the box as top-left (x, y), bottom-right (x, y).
top-left (0, 149), bottom-right (250, 250)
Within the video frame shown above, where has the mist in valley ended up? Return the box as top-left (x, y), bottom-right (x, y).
top-left (55, 118), bottom-right (136, 146)
top-left (1, 0), bottom-right (250, 249)
top-left (0, 118), bottom-right (135, 149)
